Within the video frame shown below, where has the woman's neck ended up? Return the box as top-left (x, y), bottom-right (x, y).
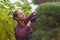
top-left (17, 20), bottom-right (25, 27)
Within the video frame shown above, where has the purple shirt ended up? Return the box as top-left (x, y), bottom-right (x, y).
top-left (14, 13), bottom-right (34, 40)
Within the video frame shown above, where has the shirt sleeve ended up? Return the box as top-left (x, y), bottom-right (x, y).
top-left (15, 26), bottom-right (30, 37)
top-left (25, 12), bottom-right (34, 24)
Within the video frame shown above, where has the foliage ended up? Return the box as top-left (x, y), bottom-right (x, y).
top-left (32, 2), bottom-right (60, 40)
top-left (36, 2), bottom-right (60, 28)
top-left (32, 0), bottom-right (60, 5)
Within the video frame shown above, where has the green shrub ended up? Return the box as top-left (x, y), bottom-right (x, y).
top-left (35, 2), bottom-right (60, 29)
top-left (32, 0), bottom-right (60, 5)
top-left (32, 2), bottom-right (60, 40)
top-left (32, 30), bottom-right (46, 40)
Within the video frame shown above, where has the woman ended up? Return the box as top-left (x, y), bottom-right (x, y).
top-left (13, 9), bottom-right (36, 40)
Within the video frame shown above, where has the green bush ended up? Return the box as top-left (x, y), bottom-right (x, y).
top-left (32, 30), bottom-right (46, 40)
top-left (32, 0), bottom-right (60, 5)
top-left (32, 29), bottom-right (56, 40)
top-left (32, 2), bottom-right (60, 31)
top-left (35, 2), bottom-right (60, 29)
top-left (32, 2), bottom-right (60, 40)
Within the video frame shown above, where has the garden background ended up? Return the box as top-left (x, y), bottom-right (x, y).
top-left (0, 0), bottom-right (60, 40)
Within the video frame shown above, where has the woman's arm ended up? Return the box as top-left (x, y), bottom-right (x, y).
top-left (15, 21), bottom-right (31, 37)
top-left (25, 12), bottom-right (36, 24)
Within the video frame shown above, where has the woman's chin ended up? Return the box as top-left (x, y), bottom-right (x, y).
top-left (19, 18), bottom-right (26, 20)
top-left (24, 17), bottom-right (26, 19)
top-left (22, 18), bottom-right (25, 20)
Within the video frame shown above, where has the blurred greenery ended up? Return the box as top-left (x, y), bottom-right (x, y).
top-left (32, 0), bottom-right (60, 5)
top-left (32, 2), bottom-right (60, 40)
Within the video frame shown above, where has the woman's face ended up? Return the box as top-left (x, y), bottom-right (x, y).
top-left (16, 10), bottom-right (26, 20)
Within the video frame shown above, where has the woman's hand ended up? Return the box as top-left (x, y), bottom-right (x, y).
top-left (27, 21), bottom-right (31, 27)
top-left (32, 11), bottom-right (37, 15)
